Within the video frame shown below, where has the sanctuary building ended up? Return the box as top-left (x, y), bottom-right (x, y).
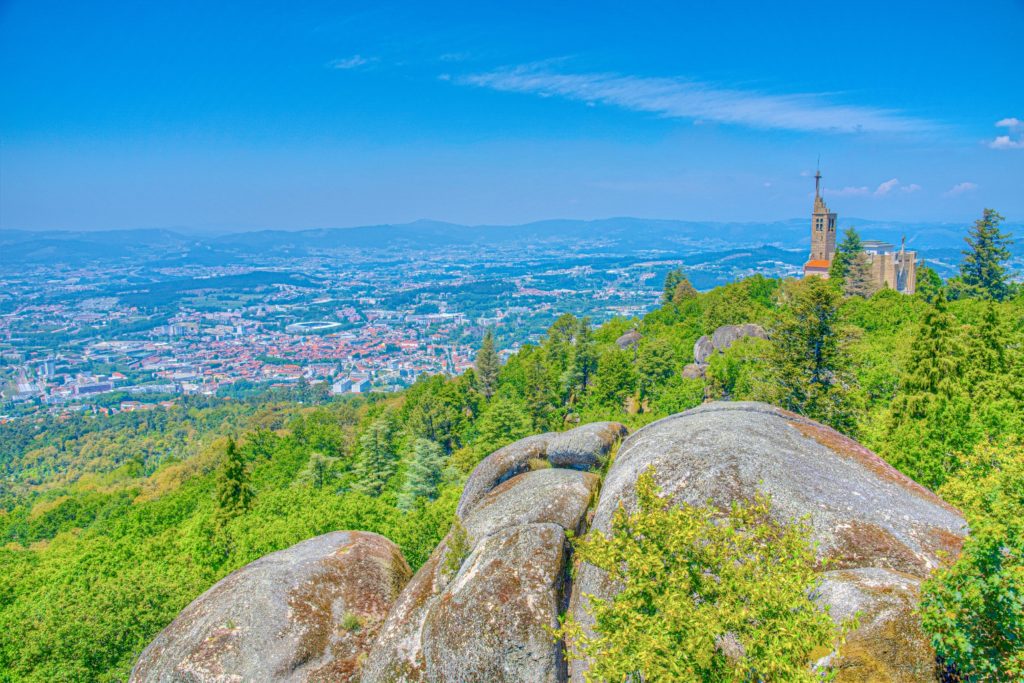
top-left (802, 169), bottom-right (916, 294)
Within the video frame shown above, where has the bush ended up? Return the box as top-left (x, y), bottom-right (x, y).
top-left (554, 468), bottom-right (849, 682)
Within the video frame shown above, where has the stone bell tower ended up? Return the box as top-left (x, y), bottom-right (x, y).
top-left (810, 168), bottom-right (838, 262)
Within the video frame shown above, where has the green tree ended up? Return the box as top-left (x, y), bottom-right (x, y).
top-left (216, 438), bottom-right (252, 523)
top-left (397, 438), bottom-right (447, 510)
top-left (672, 276), bottom-right (699, 304)
top-left (475, 328), bottom-right (501, 399)
top-left (473, 394), bottom-right (533, 456)
top-left (768, 278), bottom-right (858, 433)
top-left (828, 227), bottom-right (864, 281)
top-left (956, 209), bottom-right (1013, 301)
top-left (591, 347), bottom-right (636, 410)
top-left (567, 317), bottom-right (598, 403)
top-left (844, 251), bottom-right (878, 298)
top-left (636, 337), bottom-right (676, 401)
top-left (663, 268), bottom-right (686, 303)
top-left (351, 414), bottom-right (397, 496)
top-left (554, 469), bottom-right (847, 682)
top-left (915, 265), bottom-right (944, 303)
top-left (920, 440), bottom-right (1024, 680)
top-left (884, 296), bottom-right (973, 488)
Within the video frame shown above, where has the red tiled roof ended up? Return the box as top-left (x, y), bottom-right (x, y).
top-left (804, 260), bottom-right (831, 269)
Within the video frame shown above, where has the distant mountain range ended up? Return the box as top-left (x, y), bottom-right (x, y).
top-left (3, 217), bottom-right (1020, 268)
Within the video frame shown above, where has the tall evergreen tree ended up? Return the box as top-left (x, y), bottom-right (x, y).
top-left (662, 268), bottom-right (685, 303)
top-left (957, 209), bottom-right (1013, 300)
top-left (884, 296), bottom-right (973, 488)
top-left (567, 317), bottom-right (597, 403)
top-left (915, 265), bottom-right (944, 303)
top-left (351, 414), bottom-right (397, 497)
top-left (828, 227), bottom-right (864, 281)
top-left (522, 347), bottom-right (557, 430)
top-left (768, 278), bottom-right (858, 433)
top-left (591, 347), bottom-right (636, 410)
top-left (671, 275), bottom-right (698, 304)
top-left (474, 328), bottom-right (501, 399)
top-left (474, 394), bottom-right (533, 456)
top-left (636, 338), bottom-right (675, 401)
top-left (844, 251), bottom-right (878, 298)
top-left (216, 437), bottom-right (252, 523)
top-left (397, 438), bottom-right (447, 510)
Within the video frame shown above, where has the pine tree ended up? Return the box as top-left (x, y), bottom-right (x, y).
top-left (671, 276), bottom-right (698, 303)
top-left (844, 251), bottom-right (878, 298)
top-left (958, 209), bottom-right (1013, 301)
top-left (662, 268), bottom-right (685, 303)
top-left (397, 438), bottom-right (447, 510)
top-left (885, 296), bottom-right (973, 488)
top-left (828, 227), bottom-right (864, 281)
top-left (475, 328), bottom-right (500, 399)
top-left (351, 414), bottom-right (397, 497)
top-left (522, 348), bottom-right (557, 430)
top-left (636, 338), bottom-right (675, 401)
top-left (591, 347), bottom-right (636, 410)
top-left (567, 317), bottom-right (597, 403)
top-left (216, 437), bottom-right (252, 523)
top-left (768, 278), bottom-right (858, 433)
top-left (915, 265), bottom-right (944, 303)
top-left (474, 394), bottom-right (532, 456)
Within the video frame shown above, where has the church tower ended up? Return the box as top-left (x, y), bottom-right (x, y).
top-left (809, 168), bottom-right (837, 262)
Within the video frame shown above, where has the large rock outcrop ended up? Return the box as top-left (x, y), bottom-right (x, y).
top-left (687, 323), bottom-right (769, 379)
top-left (568, 402), bottom-right (967, 682)
top-left (361, 423), bottom-right (620, 683)
top-left (130, 531), bottom-right (411, 683)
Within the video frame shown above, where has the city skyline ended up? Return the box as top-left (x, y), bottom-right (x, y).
top-left (2, 1), bottom-right (1022, 231)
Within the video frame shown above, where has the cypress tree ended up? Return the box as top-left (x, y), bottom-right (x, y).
top-left (958, 209), bottom-right (1013, 301)
top-left (885, 296), bottom-right (972, 488)
top-left (397, 438), bottom-right (447, 510)
top-left (475, 328), bottom-right (501, 399)
top-left (568, 317), bottom-right (597, 402)
top-left (844, 251), bottom-right (878, 298)
top-left (768, 277), bottom-right (858, 433)
top-left (216, 437), bottom-right (252, 523)
top-left (351, 414), bottom-right (397, 497)
top-left (828, 227), bottom-right (864, 281)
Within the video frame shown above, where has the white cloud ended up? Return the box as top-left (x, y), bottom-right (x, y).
top-left (988, 118), bottom-right (1023, 149)
top-left (901, 183), bottom-right (922, 193)
top-left (457, 64), bottom-right (933, 134)
top-left (330, 55), bottom-right (374, 70)
top-left (826, 186), bottom-right (871, 197)
top-left (874, 178), bottom-right (900, 196)
top-left (990, 135), bottom-right (1024, 149)
top-left (946, 181), bottom-right (979, 197)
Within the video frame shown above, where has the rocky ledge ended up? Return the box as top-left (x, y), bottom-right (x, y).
top-left (132, 404), bottom-right (966, 682)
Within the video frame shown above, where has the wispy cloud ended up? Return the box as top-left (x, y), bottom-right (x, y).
top-left (946, 181), bottom-right (978, 197)
top-left (826, 186), bottom-right (871, 197)
top-left (825, 178), bottom-right (921, 198)
top-left (329, 54), bottom-right (375, 70)
top-left (988, 117), bottom-right (1023, 149)
top-left (456, 64), bottom-right (933, 134)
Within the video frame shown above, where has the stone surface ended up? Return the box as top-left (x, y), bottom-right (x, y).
top-left (364, 432), bottom-right (608, 682)
top-left (456, 422), bottom-right (626, 519)
top-left (421, 523), bottom-right (567, 683)
top-left (818, 568), bottom-right (937, 682)
top-left (615, 330), bottom-right (642, 350)
top-left (546, 421), bottom-right (627, 470)
top-left (130, 531), bottom-right (411, 683)
top-left (693, 323), bottom-right (769, 365)
top-left (681, 362), bottom-right (706, 380)
top-left (568, 401), bottom-right (966, 682)
top-left (693, 334), bottom-right (716, 364)
top-left (455, 433), bottom-right (553, 519)
top-left (463, 468), bottom-right (599, 544)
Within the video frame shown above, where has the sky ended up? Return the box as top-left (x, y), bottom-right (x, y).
top-left (1, 0), bottom-right (1022, 232)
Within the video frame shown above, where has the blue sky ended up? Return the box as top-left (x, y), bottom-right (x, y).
top-left (2, 0), bottom-right (1022, 231)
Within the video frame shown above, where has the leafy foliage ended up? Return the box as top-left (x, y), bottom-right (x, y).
top-left (920, 440), bottom-right (1024, 680)
top-left (555, 469), bottom-right (847, 682)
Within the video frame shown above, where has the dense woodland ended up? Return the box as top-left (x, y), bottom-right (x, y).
top-left (1, 210), bottom-right (1021, 681)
